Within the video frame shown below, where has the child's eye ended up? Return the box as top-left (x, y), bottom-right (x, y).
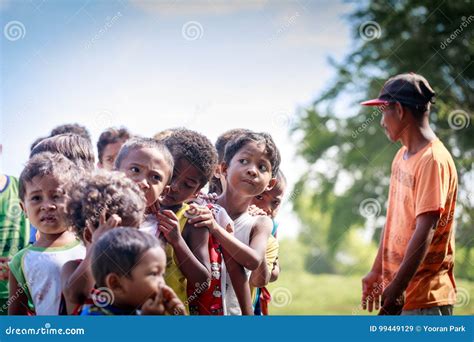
top-left (31, 195), bottom-right (41, 201)
top-left (185, 183), bottom-right (194, 189)
top-left (152, 174), bottom-right (162, 182)
top-left (259, 164), bottom-right (268, 172)
top-left (130, 166), bottom-right (140, 173)
top-left (255, 195), bottom-right (263, 200)
top-left (239, 159), bottom-right (248, 165)
top-left (272, 200), bottom-right (281, 207)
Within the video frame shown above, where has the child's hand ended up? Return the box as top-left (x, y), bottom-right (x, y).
top-left (248, 204), bottom-right (267, 217)
top-left (0, 257), bottom-right (9, 281)
top-left (141, 290), bottom-right (165, 315)
top-left (196, 192), bottom-right (218, 204)
top-left (157, 210), bottom-right (182, 245)
top-left (379, 282), bottom-right (404, 315)
top-left (92, 211), bottom-right (122, 243)
top-left (162, 285), bottom-right (186, 315)
top-left (361, 270), bottom-right (383, 312)
top-left (187, 204), bottom-right (219, 234)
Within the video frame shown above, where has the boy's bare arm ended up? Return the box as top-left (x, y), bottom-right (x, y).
top-left (222, 249), bottom-right (253, 315)
top-left (270, 258), bottom-right (280, 282)
top-left (380, 211), bottom-right (440, 314)
top-left (157, 210), bottom-right (210, 288)
top-left (61, 257), bottom-right (93, 314)
top-left (362, 228), bottom-right (384, 311)
top-left (189, 207), bottom-right (261, 270)
top-left (8, 271), bottom-right (29, 315)
top-left (183, 222), bottom-right (211, 286)
top-left (247, 216), bottom-right (272, 287)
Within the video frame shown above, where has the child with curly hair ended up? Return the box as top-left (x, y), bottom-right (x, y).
top-left (61, 170), bottom-right (147, 314)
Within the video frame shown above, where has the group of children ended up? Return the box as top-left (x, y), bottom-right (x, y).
top-left (3, 124), bottom-right (287, 316)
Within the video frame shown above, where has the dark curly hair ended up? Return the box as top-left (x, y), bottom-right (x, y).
top-left (224, 132), bottom-right (281, 177)
top-left (163, 128), bottom-right (218, 186)
top-left (30, 133), bottom-right (95, 171)
top-left (97, 127), bottom-right (132, 163)
top-left (19, 152), bottom-right (77, 201)
top-left (66, 170), bottom-right (146, 242)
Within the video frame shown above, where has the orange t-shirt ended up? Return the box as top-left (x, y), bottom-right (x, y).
top-left (382, 139), bottom-right (457, 310)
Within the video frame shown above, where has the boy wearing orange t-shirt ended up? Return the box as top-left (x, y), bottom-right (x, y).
top-left (360, 73), bottom-right (458, 315)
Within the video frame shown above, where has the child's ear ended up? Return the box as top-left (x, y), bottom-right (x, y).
top-left (265, 178), bottom-right (277, 192)
top-left (220, 162), bottom-right (228, 177)
top-left (214, 165), bottom-right (222, 178)
top-left (105, 273), bottom-right (125, 295)
top-left (158, 185), bottom-right (170, 202)
top-left (20, 201), bottom-right (28, 218)
top-left (83, 225), bottom-right (93, 245)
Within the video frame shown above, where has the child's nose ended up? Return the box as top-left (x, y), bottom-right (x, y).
top-left (170, 181), bottom-right (179, 192)
top-left (138, 178), bottom-right (150, 189)
top-left (247, 167), bottom-right (257, 177)
top-left (41, 201), bottom-right (56, 210)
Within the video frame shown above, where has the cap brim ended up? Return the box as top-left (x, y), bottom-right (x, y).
top-left (360, 99), bottom-right (390, 106)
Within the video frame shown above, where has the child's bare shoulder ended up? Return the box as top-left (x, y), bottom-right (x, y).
top-left (252, 215), bottom-right (273, 235)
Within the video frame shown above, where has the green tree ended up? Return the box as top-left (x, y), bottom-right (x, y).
top-left (293, 0), bottom-right (473, 278)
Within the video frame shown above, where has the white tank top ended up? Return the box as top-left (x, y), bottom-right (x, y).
top-left (224, 212), bottom-right (258, 315)
top-left (13, 241), bottom-right (86, 315)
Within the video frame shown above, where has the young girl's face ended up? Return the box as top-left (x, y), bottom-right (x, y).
top-left (251, 180), bottom-right (286, 218)
top-left (161, 158), bottom-right (203, 207)
top-left (99, 139), bottom-right (127, 171)
top-left (21, 174), bottom-right (68, 235)
top-left (119, 246), bottom-right (166, 309)
top-left (224, 141), bottom-right (274, 197)
top-left (118, 147), bottom-right (172, 208)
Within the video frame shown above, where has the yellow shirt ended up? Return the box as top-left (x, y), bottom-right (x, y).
top-left (164, 203), bottom-right (190, 311)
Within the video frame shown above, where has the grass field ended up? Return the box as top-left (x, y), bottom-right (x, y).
top-left (266, 239), bottom-right (474, 315)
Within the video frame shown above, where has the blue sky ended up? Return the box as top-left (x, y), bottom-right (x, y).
top-left (0, 0), bottom-right (354, 237)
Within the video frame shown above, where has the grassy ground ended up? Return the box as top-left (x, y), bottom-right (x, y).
top-left (266, 239), bottom-right (474, 315)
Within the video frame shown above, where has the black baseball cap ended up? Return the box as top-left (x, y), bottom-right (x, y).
top-left (361, 73), bottom-right (436, 107)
